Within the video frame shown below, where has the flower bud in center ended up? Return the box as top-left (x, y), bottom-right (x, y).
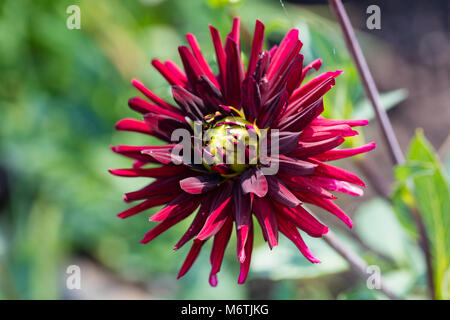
top-left (202, 115), bottom-right (260, 176)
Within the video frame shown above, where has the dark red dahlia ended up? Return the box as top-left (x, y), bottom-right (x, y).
top-left (110, 18), bottom-right (375, 286)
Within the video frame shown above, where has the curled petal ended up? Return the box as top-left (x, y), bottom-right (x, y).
top-left (180, 175), bottom-right (221, 194)
top-left (241, 168), bottom-right (268, 197)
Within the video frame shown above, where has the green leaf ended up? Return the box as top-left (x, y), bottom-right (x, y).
top-left (354, 198), bottom-right (409, 264)
top-left (392, 129), bottom-right (450, 299)
top-left (353, 89), bottom-right (408, 121)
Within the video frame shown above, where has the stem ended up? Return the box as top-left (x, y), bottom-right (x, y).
top-left (411, 207), bottom-right (436, 299)
top-left (329, 0), bottom-right (404, 165)
top-left (323, 231), bottom-right (400, 300)
top-left (329, 0), bottom-right (435, 299)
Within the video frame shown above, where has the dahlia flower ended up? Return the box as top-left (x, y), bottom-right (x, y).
top-left (110, 18), bottom-right (375, 286)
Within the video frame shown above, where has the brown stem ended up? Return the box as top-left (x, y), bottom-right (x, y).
top-left (323, 231), bottom-right (400, 300)
top-left (329, 0), bottom-right (435, 299)
top-left (410, 207), bottom-right (436, 299)
top-left (329, 0), bottom-right (404, 165)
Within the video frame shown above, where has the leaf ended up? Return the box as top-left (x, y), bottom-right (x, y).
top-left (391, 129), bottom-right (450, 299)
top-left (354, 198), bottom-right (409, 264)
top-left (353, 89), bottom-right (409, 121)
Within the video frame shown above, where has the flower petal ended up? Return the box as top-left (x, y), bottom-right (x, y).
top-left (241, 168), bottom-right (268, 197)
top-left (313, 142), bottom-right (376, 161)
top-left (278, 215), bottom-right (321, 263)
top-left (177, 240), bottom-right (205, 279)
top-left (117, 195), bottom-right (176, 219)
top-left (180, 175), bottom-right (221, 194)
top-left (272, 201), bottom-right (328, 238)
top-left (233, 184), bottom-right (252, 262)
top-left (267, 175), bottom-right (301, 207)
top-left (247, 20), bottom-right (265, 77)
top-left (238, 221), bottom-right (253, 284)
top-left (253, 196), bottom-right (278, 249)
top-left (149, 193), bottom-right (200, 222)
top-left (309, 158), bottom-right (366, 187)
top-left (109, 165), bottom-right (186, 178)
top-left (209, 216), bottom-right (233, 286)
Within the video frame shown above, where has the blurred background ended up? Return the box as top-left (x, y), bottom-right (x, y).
top-left (0, 0), bottom-right (449, 299)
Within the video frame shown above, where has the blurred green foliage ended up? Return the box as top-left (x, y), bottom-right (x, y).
top-left (392, 130), bottom-right (450, 299)
top-left (0, 0), bottom-right (445, 300)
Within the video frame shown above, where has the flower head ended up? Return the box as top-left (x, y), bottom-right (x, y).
top-left (110, 18), bottom-right (375, 286)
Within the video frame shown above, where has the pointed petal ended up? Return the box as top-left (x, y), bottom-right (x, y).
top-left (131, 78), bottom-right (179, 113)
top-left (140, 205), bottom-right (195, 244)
top-left (278, 215), bottom-right (321, 263)
top-left (128, 97), bottom-right (185, 121)
top-left (267, 175), bottom-right (302, 207)
top-left (151, 59), bottom-right (186, 86)
top-left (209, 216), bottom-right (233, 286)
top-left (109, 165), bottom-right (186, 178)
top-left (209, 25), bottom-right (226, 92)
top-left (172, 85), bottom-right (205, 120)
top-left (309, 158), bottom-right (366, 187)
top-left (297, 193), bottom-right (354, 228)
top-left (196, 182), bottom-right (233, 240)
top-left (313, 142), bottom-right (376, 161)
top-left (247, 20), bottom-right (265, 76)
top-left (233, 184), bottom-right (252, 262)
top-left (288, 136), bottom-right (345, 159)
top-left (186, 33), bottom-right (219, 87)
top-left (117, 195), bottom-right (176, 219)
top-left (272, 201), bottom-right (328, 238)
top-left (253, 197), bottom-right (278, 249)
top-left (273, 155), bottom-right (317, 176)
top-left (177, 240), bottom-right (205, 279)
top-left (124, 175), bottom-right (184, 202)
top-left (310, 176), bottom-right (364, 197)
top-left (149, 193), bottom-right (200, 222)
top-left (276, 98), bottom-right (324, 132)
top-left (178, 46), bottom-right (205, 90)
top-left (241, 77), bottom-right (261, 122)
top-left (224, 37), bottom-right (244, 106)
top-left (174, 195), bottom-right (213, 250)
top-left (238, 221), bottom-right (253, 284)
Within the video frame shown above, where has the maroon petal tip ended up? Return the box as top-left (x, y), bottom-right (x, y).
top-left (209, 274), bottom-right (218, 287)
